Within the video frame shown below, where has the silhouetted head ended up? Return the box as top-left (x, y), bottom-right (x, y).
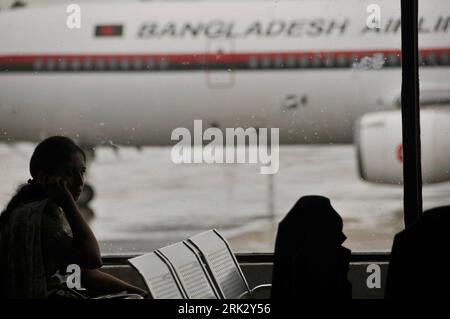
top-left (422, 206), bottom-right (450, 222)
top-left (281, 195), bottom-right (346, 246)
top-left (29, 136), bottom-right (86, 201)
top-left (418, 205), bottom-right (450, 240)
top-left (271, 195), bottom-right (351, 299)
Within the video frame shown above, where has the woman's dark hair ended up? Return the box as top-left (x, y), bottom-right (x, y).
top-left (0, 136), bottom-right (86, 227)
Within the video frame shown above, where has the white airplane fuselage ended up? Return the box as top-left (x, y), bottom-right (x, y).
top-left (0, 0), bottom-right (449, 146)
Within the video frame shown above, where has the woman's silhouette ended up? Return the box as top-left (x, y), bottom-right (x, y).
top-left (271, 195), bottom-right (352, 299)
top-left (385, 205), bottom-right (450, 299)
top-left (0, 136), bottom-right (145, 298)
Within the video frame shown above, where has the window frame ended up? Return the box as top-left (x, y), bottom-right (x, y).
top-left (400, 0), bottom-right (423, 227)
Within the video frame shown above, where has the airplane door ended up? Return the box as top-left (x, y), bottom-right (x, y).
top-left (205, 39), bottom-right (235, 89)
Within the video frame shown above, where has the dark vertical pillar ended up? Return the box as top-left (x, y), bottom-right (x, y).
top-left (401, 0), bottom-right (422, 227)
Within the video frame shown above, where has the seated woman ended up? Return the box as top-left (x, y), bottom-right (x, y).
top-left (271, 195), bottom-right (352, 299)
top-left (0, 136), bottom-right (146, 299)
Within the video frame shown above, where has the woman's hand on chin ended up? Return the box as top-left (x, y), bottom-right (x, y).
top-left (45, 176), bottom-right (76, 209)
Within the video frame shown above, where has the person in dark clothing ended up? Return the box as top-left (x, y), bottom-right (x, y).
top-left (0, 136), bottom-right (145, 299)
top-left (271, 195), bottom-right (352, 299)
top-left (385, 205), bottom-right (450, 299)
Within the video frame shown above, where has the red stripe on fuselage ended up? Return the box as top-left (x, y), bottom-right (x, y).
top-left (0, 48), bottom-right (449, 66)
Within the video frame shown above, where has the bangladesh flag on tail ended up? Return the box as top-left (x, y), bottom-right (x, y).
top-left (95, 25), bottom-right (123, 37)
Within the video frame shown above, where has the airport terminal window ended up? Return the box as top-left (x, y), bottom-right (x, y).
top-left (419, 1), bottom-right (450, 217)
top-left (1, 0), bottom-right (448, 255)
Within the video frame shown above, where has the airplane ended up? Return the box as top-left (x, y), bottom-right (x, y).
top-left (0, 0), bottom-right (449, 209)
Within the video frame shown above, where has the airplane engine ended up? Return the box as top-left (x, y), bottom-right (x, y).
top-left (355, 108), bottom-right (450, 184)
